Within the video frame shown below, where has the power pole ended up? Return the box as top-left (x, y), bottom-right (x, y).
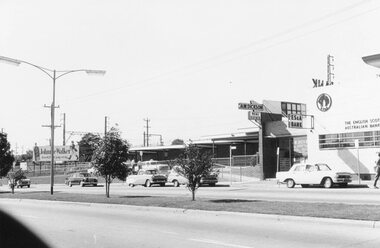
top-left (104, 116), bottom-right (108, 136)
top-left (42, 95), bottom-right (61, 195)
top-left (62, 113), bottom-right (66, 146)
top-left (327, 54), bottom-right (334, 85)
top-left (144, 118), bottom-right (150, 147)
top-left (143, 132), bottom-right (146, 147)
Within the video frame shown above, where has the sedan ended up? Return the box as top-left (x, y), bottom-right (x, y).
top-left (65, 172), bottom-right (98, 187)
top-left (276, 163), bottom-right (352, 188)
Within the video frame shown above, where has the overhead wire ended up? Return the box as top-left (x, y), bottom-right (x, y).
top-left (62, 0), bottom-right (377, 104)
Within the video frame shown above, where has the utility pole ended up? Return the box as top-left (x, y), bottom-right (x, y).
top-left (327, 54), bottom-right (334, 85)
top-left (144, 118), bottom-right (150, 147)
top-left (104, 116), bottom-right (108, 136)
top-left (62, 113), bottom-right (66, 146)
top-left (143, 132), bottom-right (146, 147)
top-left (42, 83), bottom-right (61, 195)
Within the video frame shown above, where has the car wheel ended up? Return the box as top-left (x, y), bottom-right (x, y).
top-left (80, 182), bottom-right (84, 187)
top-left (301, 184), bottom-right (309, 188)
top-left (145, 180), bottom-right (152, 187)
top-left (160, 183), bottom-right (165, 187)
top-left (69, 182), bottom-right (72, 187)
top-left (173, 180), bottom-right (179, 187)
top-left (129, 183), bottom-right (135, 187)
top-left (93, 184), bottom-right (97, 187)
top-left (286, 179), bottom-right (295, 188)
top-left (28, 185), bottom-right (30, 188)
top-left (323, 177), bottom-right (333, 188)
top-left (209, 183), bottom-right (216, 187)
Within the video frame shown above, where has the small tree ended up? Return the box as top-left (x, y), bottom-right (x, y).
top-left (78, 133), bottom-right (102, 162)
top-left (92, 128), bottom-right (130, 198)
top-left (0, 132), bottom-right (15, 179)
top-left (175, 144), bottom-right (214, 201)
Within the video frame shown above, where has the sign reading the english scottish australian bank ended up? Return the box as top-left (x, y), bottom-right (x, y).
top-left (344, 118), bottom-right (380, 130)
top-left (33, 145), bottom-right (79, 162)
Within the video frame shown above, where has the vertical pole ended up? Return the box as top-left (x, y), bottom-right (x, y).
top-left (104, 116), bottom-right (107, 136)
top-left (143, 132), bottom-right (146, 147)
top-left (229, 146), bottom-right (232, 185)
top-left (63, 113), bottom-right (66, 146)
top-left (146, 119), bottom-right (149, 147)
top-left (357, 148), bottom-right (361, 184)
top-left (50, 70), bottom-right (56, 195)
top-left (276, 147), bottom-right (280, 173)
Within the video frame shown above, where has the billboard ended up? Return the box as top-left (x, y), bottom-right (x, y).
top-left (33, 144), bottom-right (79, 162)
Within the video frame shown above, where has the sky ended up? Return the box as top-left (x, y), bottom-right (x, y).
top-left (1, 0), bottom-right (380, 154)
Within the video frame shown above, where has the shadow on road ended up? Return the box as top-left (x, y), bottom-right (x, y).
top-left (209, 199), bottom-right (261, 203)
top-left (119, 195), bottom-right (152, 199)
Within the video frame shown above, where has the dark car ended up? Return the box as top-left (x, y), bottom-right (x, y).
top-left (65, 172), bottom-right (98, 187)
top-left (8, 176), bottom-right (31, 188)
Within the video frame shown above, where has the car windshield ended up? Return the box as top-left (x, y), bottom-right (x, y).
top-left (316, 164), bottom-right (331, 171)
top-left (145, 170), bottom-right (157, 175)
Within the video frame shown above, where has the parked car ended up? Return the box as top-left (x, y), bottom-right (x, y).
top-left (8, 176), bottom-right (31, 188)
top-left (65, 172), bottom-right (98, 187)
top-left (138, 160), bottom-right (171, 176)
top-left (276, 163), bottom-right (352, 188)
top-left (126, 169), bottom-right (167, 187)
top-left (167, 166), bottom-right (218, 187)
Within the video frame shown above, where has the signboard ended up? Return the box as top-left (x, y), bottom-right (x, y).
top-left (238, 103), bottom-right (264, 111)
top-left (248, 111), bottom-right (261, 121)
top-left (33, 145), bottom-right (79, 162)
top-left (288, 114), bottom-right (303, 128)
top-left (345, 118), bottom-right (380, 130)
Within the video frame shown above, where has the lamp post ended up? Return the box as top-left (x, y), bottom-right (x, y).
top-left (0, 55), bottom-right (105, 195)
top-left (229, 145), bottom-right (236, 185)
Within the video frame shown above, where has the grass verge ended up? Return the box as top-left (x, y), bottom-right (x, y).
top-left (1, 191), bottom-right (380, 221)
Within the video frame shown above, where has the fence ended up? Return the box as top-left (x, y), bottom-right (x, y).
top-left (212, 155), bottom-right (261, 182)
top-left (23, 162), bottom-right (92, 177)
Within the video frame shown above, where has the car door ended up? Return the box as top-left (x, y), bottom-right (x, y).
top-left (291, 165), bottom-right (306, 184)
top-left (303, 164), bottom-right (318, 184)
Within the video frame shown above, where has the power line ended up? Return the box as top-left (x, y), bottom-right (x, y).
top-left (61, 1), bottom-right (376, 103)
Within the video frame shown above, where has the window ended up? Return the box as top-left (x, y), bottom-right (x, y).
top-left (281, 101), bottom-right (307, 116)
top-left (319, 130), bottom-right (380, 149)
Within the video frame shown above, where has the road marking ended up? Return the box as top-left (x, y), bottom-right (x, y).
top-left (189, 238), bottom-right (254, 248)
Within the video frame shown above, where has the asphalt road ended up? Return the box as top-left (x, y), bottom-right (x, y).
top-left (4, 180), bottom-right (380, 205)
top-left (1, 199), bottom-right (379, 248)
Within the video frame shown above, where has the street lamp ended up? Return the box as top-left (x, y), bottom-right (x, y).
top-left (0, 55), bottom-right (105, 195)
top-left (229, 145), bottom-right (236, 185)
top-left (362, 54), bottom-right (380, 68)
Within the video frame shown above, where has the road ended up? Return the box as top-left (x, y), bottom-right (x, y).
top-left (0, 199), bottom-right (379, 248)
top-left (3, 180), bottom-right (380, 205)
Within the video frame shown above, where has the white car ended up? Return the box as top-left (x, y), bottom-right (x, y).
top-left (126, 169), bottom-right (167, 187)
top-left (167, 166), bottom-right (218, 187)
top-left (276, 163), bottom-right (352, 188)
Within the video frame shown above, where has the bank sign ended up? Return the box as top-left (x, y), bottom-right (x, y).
top-left (33, 145), bottom-right (79, 162)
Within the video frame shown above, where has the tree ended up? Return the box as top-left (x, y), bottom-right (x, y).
top-left (0, 132), bottom-right (15, 179)
top-left (175, 144), bottom-right (214, 201)
top-left (92, 128), bottom-right (130, 197)
top-left (171, 139), bottom-right (184, 145)
top-left (78, 133), bottom-right (102, 162)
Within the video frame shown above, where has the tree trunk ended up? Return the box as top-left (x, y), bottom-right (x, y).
top-left (191, 189), bottom-right (195, 201)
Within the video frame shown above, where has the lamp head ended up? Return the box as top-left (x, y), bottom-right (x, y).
top-left (362, 54), bottom-right (380, 68)
top-left (0, 56), bottom-right (21, 66)
top-left (85, 70), bottom-right (106, 75)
